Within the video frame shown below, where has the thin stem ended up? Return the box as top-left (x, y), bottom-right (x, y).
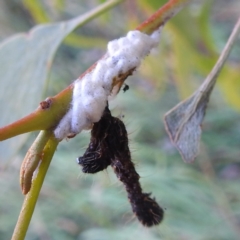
top-left (199, 15), bottom-right (240, 92)
top-left (11, 134), bottom-right (59, 240)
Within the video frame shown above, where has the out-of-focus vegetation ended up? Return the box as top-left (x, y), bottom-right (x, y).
top-left (0, 0), bottom-right (240, 239)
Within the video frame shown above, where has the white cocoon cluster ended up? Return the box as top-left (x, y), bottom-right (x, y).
top-left (54, 28), bottom-right (162, 140)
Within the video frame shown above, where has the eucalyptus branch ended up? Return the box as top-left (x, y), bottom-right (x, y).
top-left (0, 0), bottom-right (193, 141)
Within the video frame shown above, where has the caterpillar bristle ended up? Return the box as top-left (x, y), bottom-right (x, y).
top-left (130, 193), bottom-right (164, 227)
top-left (77, 154), bottom-right (111, 174)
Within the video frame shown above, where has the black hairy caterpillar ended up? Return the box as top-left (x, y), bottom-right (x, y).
top-left (77, 108), bottom-right (112, 173)
top-left (77, 106), bottom-right (164, 226)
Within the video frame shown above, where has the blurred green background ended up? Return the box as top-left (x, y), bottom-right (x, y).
top-left (0, 0), bottom-right (240, 239)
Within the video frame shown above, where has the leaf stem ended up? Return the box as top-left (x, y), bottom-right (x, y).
top-left (199, 15), bottom-right (240, 92)
top-left (11, 133), bottom-right (59, 240)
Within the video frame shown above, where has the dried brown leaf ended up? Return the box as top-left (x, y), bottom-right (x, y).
top-left (164, 16), bottom-right (240, 163)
